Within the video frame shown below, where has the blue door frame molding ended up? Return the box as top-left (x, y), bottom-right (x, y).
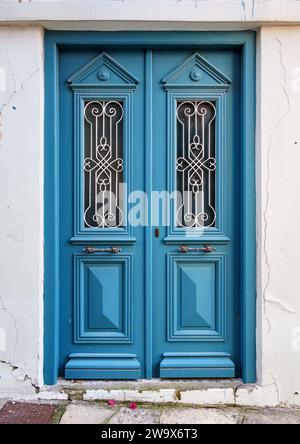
top-left (44, 31), bottom-right (256, 385)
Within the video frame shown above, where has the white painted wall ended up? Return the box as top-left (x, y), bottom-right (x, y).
top-left (253, 26), bottom-right (300, 407)
top-left (0, 26), bottom-right (44, 396)
top-left (0, 0), bottom-right (300, 26)
top-left (0, 3), bottom-right (300, 407)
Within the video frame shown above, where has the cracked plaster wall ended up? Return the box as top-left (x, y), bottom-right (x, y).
top-left (0, 20), bottom-right (300, 407)
top-left (255, 26), bottom-right (300, 406)
top-left (0, 26), bottom-right (44, 395)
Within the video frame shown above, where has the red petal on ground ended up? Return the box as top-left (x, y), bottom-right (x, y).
top-left (107, 399), bottom-right (116, 407)
top-left (129, 402), bottom-right (137, 410)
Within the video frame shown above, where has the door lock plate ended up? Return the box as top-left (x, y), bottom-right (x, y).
top-left (83, 246), bottom-right (121, 254)
top-left (178, 245), bottom-right (215, 254)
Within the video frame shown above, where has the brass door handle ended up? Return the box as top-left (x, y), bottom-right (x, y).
top-left (178, 245), bottom-right (215, 254)
top-left (83, 246), bottom-right (121, 254)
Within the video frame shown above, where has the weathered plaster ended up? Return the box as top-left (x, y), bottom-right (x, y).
top-left (0, 26), bottom-right (44, 393)
top-left (1, 1), bottom-right (300, 30)
top-left (256, 26), bottom-right (300, 406)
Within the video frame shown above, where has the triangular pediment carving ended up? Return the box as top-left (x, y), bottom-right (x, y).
top-left (162, 52), bottom-right (231, 88)
top-left (68, 52), bottom-right (139, 88)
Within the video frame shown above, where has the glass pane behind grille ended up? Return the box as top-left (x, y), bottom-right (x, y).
top-left (176, 100), bottom-right (216, 228)
top-left (83, 100), bottom-right (124, 228)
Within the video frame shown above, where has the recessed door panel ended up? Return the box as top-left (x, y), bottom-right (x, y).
top-left (74, 255), bottom-right (132, 344)
top-left (168, 254), bottom-right (225, 341)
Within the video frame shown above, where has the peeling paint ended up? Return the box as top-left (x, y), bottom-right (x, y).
top-left (0, 360), bottom-right (39, 393)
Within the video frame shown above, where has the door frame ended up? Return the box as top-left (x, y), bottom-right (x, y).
top-left (44, 31), bottom-right (256, 385)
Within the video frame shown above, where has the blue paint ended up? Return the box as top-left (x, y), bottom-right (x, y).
top-left (44, 37), bottom-right (60, 385)
top-left (44, 31), bottom-right (256, 384)
top-left (65, 353), bottom-right (141, 379)
top-left (152, 48), bottom-right (242, 378)
top-left (68, 52), bottom-right (137, 243)
top-left (240, 38), bottom-right (257, 383)
top-left (145, 49), bottom-right (153, 379)
top-left (168, 254), bottom-right (225, 341)
top-left (160, 352), bottom-right (235, 378)
top-left (59, 48), bottom-right (145, 380)
top-left (164, 88), bottom-right (229, 244)
top-left (74, 254), bottom-right (133, 344)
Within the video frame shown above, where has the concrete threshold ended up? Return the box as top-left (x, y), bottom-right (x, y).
top-left (3, 378), bottom-right (293, 408)
top-left (38, 378), bottom-right (246, 406)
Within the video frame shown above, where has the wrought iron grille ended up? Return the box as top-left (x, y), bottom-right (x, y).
top-left (83, 100), bottom-right (124, 228)
top-left (176, 100), bottom-right (216, 228)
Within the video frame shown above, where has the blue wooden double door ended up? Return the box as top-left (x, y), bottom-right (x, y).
top-left (59, 47), bottom-right (241, 379)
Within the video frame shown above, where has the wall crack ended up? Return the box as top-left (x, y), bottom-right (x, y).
top-left (0, 64), bottom-right (39, 120)
top-left (263, 38), bottom-right (292, 335)
top-left (0, 359), bottom-right (38, 392)
top-left (264, 297), bottom-right (300, 317)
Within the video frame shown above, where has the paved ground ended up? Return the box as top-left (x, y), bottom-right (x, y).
top-left (1, 401), bottom-right (300, 424)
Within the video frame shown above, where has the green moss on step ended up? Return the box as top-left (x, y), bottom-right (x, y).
top-left (51, 405), bottom-right (67, 424)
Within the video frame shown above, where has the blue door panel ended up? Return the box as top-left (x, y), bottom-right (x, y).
top-left (75, 255), bottom-right (132, 343)
top-left (58, 49), bottom-right (145, 378)
top-left (65, 353), bottom-right (141, 380)
top-left (87, 265), bottom-right (122, 331)
top-left (168, 254), bottom-right (225, 341)
top-left (180, 264), bottom-right (215, 329)
top-left (160, 352), bottom-right (235, 379)
top-left (177, 266), bottom-right (215, 330)
top-left (152, 49), bottom-right (241, 377)
top-left (57, 46), bottom-right (242, 379)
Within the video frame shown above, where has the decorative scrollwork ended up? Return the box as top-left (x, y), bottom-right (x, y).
top-left (84, 100), bottom-right (124, 228)
top-left (176, 100), bottom-right (216, 228)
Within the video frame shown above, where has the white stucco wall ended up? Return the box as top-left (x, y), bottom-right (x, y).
top-left (1, 0), bottom-right (300, 27)
top-left (253, 26), bottom-right (300, 407)
top-left (0, 26), bottom-right (44, 395)
top-left (0, 2), bottom-right (300, 407)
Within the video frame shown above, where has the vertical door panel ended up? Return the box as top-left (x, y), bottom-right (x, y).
top-left (152, 49), bottom-right (241, 378)
top-left (59, 49), bottom-right (145, 378)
